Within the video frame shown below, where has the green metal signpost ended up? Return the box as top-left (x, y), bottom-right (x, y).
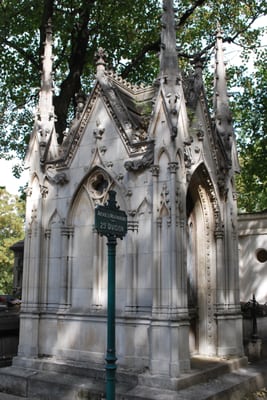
top-left (95, 190), bottom-right (127, 400)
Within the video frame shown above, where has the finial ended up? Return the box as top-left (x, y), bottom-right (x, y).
top-left (185, 57), bottom-right (204, 110)
top-left (155, 0), bottom-right (181, 139)
top-left (46, 17), bottom-right (52, 35)
top-left (74, 91), bottom-right (86, 119)
top-left (36, 18), bottom-right (58, 164)
top-left (95, 47), bottom-right (107, 76)
top-left (159, 0), bottom-right (179, 77)
top-left (213, 25), bottom-right (233, 161)
top-left (215, 21), bottom-right (223, 39)
top-left (41, 18), bottom-right (53, 92)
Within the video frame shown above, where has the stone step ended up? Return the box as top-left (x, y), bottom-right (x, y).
top-left (0, 394), bottom-right (30, 400)
top-left (0, 357), bottom-right (266, 399)
top-left (125, 361), bottom-right (267, 399)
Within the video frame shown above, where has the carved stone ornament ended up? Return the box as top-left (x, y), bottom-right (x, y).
top-left (150, 165), bottom-right (160, 177)
top-left (25, 186), bottom-right (33, 197)
top-left (185, 147), bottom-right (194, 168)
top-left (94, 119), bottom-right (105, 140)
top-left (94, 47), bottom-right (108, 69)
top-left (75, 91), bottom-right (86, 118)
top-left (87, 170), bottom-right (110, 201)
top-left (196, 124), bottom-right (205, 141)
top-left (30, 207), bottom-right (38, 223)
top-left (46, 167), bottom-right (69, 185)
top-left (124, 141), bottom-right (154, 172)
top-left (159, 183), bottom-right (170, 218)
top-left (40, 184), bottom-right (49, 198)
top-left (184, 60), bottom-right (204, 110)
top-left (168, 162), bottom-right (179, 174)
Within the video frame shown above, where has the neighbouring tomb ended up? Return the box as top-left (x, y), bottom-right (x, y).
top-left (239, 211), bottom-right (267, 359)
top-left (13, 0), bottom-right (244, 384)
top-left (0, 241), bottom-right (23, 367)
top-left (239, 211), bottom-right (267, 304)
top-left (10, 240), bottom-right (24, 299)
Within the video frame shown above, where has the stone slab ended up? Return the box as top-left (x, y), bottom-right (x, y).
top-left (0, 357), bottom-right (266, 399)
top-left (0, 395), bottom-right (30, 400)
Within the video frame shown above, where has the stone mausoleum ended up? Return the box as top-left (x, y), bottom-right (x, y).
top-left (14, 0), bottom-right (244, 385)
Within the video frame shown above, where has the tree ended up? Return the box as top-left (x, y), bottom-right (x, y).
top-left (233, 48), bottom-right (267, 212)
top-left (0, 188), bottom-right (25, 294)
top-left (0, 0), bottom-right (266, 209)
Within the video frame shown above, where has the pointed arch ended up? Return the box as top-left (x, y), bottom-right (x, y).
top-left (67, 163), bottom-right (130, 224)
top-left (67, 166), bottom-right (111, 225)
top-left (66, 166), bottom-right (129, 310)
top-left (186, 163), bottom-right (220, 356)
top-left (29, 173), bottom-right (41, 202)
top-left (88, 146), bottom-right (106, 171)
top-left (67, 177), bottom-right (96, 309)
top-left (176, 148), bottom-right (183, 166)
top-left (129, 195), bottom-right (153, 312)
top-left (189, 163), bottom-right (222, 229)
top-left (30, 172), bottom-right (40, 187)
top-left (136, 197), bottom-right (152, 217)
top-left (44, 208), bottom-right (64, 309)
top-left (47, 208), bottom-right (63, 227)
top-left (156, 147), bottom-right (171, 165)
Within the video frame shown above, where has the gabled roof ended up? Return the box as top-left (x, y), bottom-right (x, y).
top-left (49, 68), bottom-right (155, 169)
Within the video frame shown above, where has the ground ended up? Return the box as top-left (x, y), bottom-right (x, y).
top-left (243, 388), bottom-right (267, 399)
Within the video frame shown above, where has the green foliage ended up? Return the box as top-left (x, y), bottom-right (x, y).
top-left (0, 188), bottom-right (25, 294)
top-left (232, 48), bottom-right (267, 212)
top-left (0, 0), bottom-right (266, 210)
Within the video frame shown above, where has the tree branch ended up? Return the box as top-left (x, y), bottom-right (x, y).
top-left (121, 39), bottom-right (160, 79)
top-left (54, 0), bottom-right (96, 141)
top-left (121, 1), bottom-right (264, 78)
top-left (177, 0), bottom-right (207, 28)
top-left (224, 14), bottom-right (263, 45)
top-left (1, 37), bottom-right (39, 70)
top-left (121, 0), bottom-right (208, 78)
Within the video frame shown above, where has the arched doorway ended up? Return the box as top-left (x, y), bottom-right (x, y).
top-left (186, 165), bottom-right (217, 356)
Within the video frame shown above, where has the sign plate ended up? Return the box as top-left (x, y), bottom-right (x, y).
top-left (95, 205), bottom-right (127, 238)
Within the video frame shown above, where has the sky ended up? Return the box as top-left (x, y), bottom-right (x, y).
top-left (0, 158), bottom-right (28, 195)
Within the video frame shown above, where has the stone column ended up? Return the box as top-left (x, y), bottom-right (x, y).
top-left (125, 217), bottom-right (139, 313)
top-left (215, 227), bottom-right (225, 310)
top-left (20, 185), bottom-right (33, 310)
top-left (28, 206), bottom-right (42, 311)
top-left (151, 165), bottom-right (160, 315)
top-left (226, 202), bottom-right (240, 307)
top-left (168, 162), bottom-right (190, 374)
top-left (168, 162), bottom-right (179, 315)
top-left (21, 228), bottom-right (31, 308)
top-left (215, 200), bottom-right (244, 357)
top-left (60, 226), bottom-right (73, 309)
top-left (231, 191), bottom-right (240, 306)
top-left (176, 178), bottom-right (188, 312)
top-left (67, 227), bottom-right (74, 308)
top-left (91, 228), bottom-right (101, 310)
top-left (16, 190), bottom-right (36, 360)
top-left (42, 228), bottom-right (51, 309)
top-left (150, 164), bottom-right (167, 375)
top-left (17, 198), bottom-right (42, 358)
top-left (149, 163), bottom-right (190, 377)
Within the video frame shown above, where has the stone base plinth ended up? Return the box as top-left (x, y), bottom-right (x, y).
top-left (247, 338), bottom-right (262, 361)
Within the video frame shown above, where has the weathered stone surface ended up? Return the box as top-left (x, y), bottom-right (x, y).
top-left (14, 0), bottom-right (244, 392)
top-left (1, 356), bottom-right (267, 400)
